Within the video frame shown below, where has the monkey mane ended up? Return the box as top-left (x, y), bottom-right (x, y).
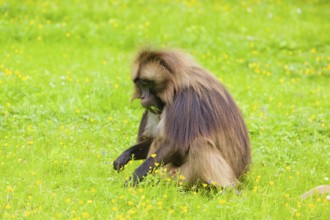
top-left (133, 49), bottom-right (227, 105)
top-left (165, 86), bottom-right (245, 154)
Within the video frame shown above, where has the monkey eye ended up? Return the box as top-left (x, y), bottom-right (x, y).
top-left (140, 81), bottom-right (148, 86)
top-left (135, 79), bottom-right (153, 89)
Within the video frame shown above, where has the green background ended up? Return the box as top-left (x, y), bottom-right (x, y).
top-left (1, 0), bottom-right (329, 219)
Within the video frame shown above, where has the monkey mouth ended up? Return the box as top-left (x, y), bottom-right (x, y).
top-left (147, 106), bottom-right (162, 114)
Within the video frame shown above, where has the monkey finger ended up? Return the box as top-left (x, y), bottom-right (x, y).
top-left (124, 179), bottom-right (130, 187)
top-left (124, 175), bottom-right (140, 187)
top-left (124, 178), bottom-right (134, 187)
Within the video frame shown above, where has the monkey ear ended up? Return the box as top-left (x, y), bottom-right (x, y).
top-left (158, 50), bottom-right (185, 74)
top-left (159, 59), bottom-right (173, 73)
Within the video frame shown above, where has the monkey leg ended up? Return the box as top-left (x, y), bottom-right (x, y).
top-left (144, 139), bottom-right (237, 187)
top-left (180, 144), bottom-right (238, 187)
top-left (147, 141), bottom-right (158, 158)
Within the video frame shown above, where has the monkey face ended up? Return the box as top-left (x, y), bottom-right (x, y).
top-left (134, 79), bottom-right (164, 114)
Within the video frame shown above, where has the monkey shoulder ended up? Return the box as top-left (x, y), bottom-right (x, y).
top-left (164, 87), bottom-right (237, 146)
top-left (168, 87), bottom-right (230, 118)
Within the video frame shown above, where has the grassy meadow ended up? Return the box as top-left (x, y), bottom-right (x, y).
top-left (1, 0), bottom-right (329, 219)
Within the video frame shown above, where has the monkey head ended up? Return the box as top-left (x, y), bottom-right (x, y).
top-left (131, 49), bottom-right (206, 107)
top-left (131, 50), bottom-right (177, 113)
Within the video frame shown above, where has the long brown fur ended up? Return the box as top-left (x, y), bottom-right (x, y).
top-left (130, 49), bottom-right (251, 187)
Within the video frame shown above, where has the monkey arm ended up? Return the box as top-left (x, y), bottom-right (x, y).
top-left (113, 138), bottom-right (153, 172)
top-left (137, 110), bottom-right (148, 141)
top-left (126, 142), bottom-right (176, 186)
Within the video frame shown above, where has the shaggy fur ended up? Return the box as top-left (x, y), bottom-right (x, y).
top-left (114, 49), bottom-right (251, 187)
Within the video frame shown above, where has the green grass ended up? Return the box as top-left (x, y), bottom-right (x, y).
top-left (1, 0), bottom-right (329, 219)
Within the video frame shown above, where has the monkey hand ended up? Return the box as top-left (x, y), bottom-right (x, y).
top-left (113, 151), bottom-right (131, 172)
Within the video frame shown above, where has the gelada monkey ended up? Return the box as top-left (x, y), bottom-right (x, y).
top-left (113, 49), bottom-right (251, 187)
